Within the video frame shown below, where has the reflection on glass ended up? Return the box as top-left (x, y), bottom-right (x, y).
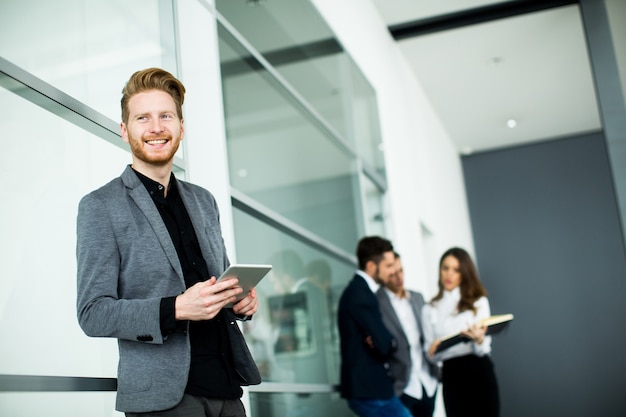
top-left (232, 208), bottom-right (354, 385)
top-left (216, 0), bottom-right (350, 139)
top-left (349, 57), bottom-right (386, 181)
top-left (606, 0), bottom-right (626, 103)
top-left (0, 392), bottom-right (119, 417)
top-left (269, 292), bottom-right (312, 354)
top-left (217, 0), bottom-right (386, 183)
top-left (0, 0), bottom-right (177, 122)
top-left (249, 391), bottom-right (354, 417)
top-left (0, 87), bottom-right (130, 380)
top-left (362, 174), bottom-right (387, 237)
top-left (219, 26), bottom-right (361, 253)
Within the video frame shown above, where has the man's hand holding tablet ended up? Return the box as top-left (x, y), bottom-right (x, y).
top-left (216, 264), bottom-right (272, 307)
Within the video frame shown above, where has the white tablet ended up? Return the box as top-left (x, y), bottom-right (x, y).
top-left (216, 264), bottom-right (272, 306)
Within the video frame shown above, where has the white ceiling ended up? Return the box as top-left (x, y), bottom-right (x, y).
top-left (371, 0), bottom-right (602, 154)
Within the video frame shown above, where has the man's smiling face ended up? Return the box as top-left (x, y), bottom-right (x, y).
top-left (121, 89), bottom-right (184, 168)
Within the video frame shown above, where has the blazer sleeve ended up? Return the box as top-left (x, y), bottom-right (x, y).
top-left (76, 191), bottom-right (166, 344)
top-left (348, 282), bottom-right (396, 359)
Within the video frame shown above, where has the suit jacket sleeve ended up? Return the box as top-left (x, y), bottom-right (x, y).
top-left (347, 278), bottom-right (396, 359)
top-left (76, 175), bottom-right (186, 345)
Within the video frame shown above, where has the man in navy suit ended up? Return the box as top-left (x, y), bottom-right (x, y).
top-left (337, 236), bottom-right (411, 417)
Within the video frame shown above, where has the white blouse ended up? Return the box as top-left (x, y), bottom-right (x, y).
top-left (422, 287), bottom-right (492, 363)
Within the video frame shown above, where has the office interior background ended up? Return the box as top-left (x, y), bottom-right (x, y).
top-left (1, 0), bottom-right (624, 416)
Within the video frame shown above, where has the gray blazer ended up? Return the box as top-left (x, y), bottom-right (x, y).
top-left (377, 287), bottom-right (440, 397)
top-left (76, 166), bottom-right (260, 413)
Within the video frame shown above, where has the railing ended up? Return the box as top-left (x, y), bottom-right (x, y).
top-left (0, 374), bottom-right (338, 394)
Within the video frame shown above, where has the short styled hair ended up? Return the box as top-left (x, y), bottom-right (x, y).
top-left (121, 67), bottom-right (186, 124)
top-left (356, 236), bottom-right (394, 271)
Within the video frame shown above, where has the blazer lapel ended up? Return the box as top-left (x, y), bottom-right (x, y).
top-left (379, 289), bottom-right (408, 342)
top-left (177, 181), bottom-right (220, 274)
top-left (409, 292), bottom-right (427, 346)
top-left (122, 166), bottom-right (185, 282)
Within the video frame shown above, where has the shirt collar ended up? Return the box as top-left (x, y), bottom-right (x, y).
top-left (385, 286), bottom-right (410, 301)
top-left (356, 270), bottom-right (380, 293)
top-left (444, 286), bottom-right (461, 299)
top-left (133, 168), bottom-right (177, 200)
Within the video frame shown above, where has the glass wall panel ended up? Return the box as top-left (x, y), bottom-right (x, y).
top-left (249, 391), bottom-right (354, 417)
top-left (0, 83), bottom-right (130, 417)
top-left (361, 174), bottom-right (387, 237)
top-left (216, 0), bottom-right (350, 140)
top-left (219, 27), bottom-right (361, 253)
top-left (606, 0), bottom-right (626, 104)
top-left (0, 86), bottom-right (129, 382)
top-left (217, 1), bottom-right (388, 412)
top-left (349, 58), bottom-right (386, 182)
top-left (232, 208), bottom-right (354, 385)
top-left (0, 392), bottom-right (120, 417)
top-left (217, 0), bottom-right (386, 184)
top-left (0, 0), bottom-right (177, 123)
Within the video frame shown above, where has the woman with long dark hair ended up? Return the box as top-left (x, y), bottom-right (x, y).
top-left (422, 247), bottom-right (500, 417)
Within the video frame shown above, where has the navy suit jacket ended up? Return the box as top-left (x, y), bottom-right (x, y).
top-left (338, 273), bottom-right (396, 399)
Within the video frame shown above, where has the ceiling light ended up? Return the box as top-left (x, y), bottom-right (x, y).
top-left (507, 119), bottom-right (517, 128)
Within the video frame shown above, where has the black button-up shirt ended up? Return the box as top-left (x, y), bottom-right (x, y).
top-left (133, 169), bottom-right (241, 399)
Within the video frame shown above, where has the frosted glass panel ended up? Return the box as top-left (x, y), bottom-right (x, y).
top-left (0, 87), bottom-right (129, 379)
top-left (232, 208), bottom-right (355, 385)
top-left (0, 0), bottom-right (176, 122)
top-left (606, 0), bottom-right (626, 104)
top-left (217, 0), bottom-right (350, 139)
top-left (249, 391), bottom-right (354, 417)
top-left (219, 27), bottom-right (362, 253)
top-left (0, 392), bottom-right (122, 417)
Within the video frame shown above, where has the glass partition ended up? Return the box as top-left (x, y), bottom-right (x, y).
top-left (217, 4), bottom-right (388, 411)
top-left (361, 173), bottom-right (387, 236)
top-left (606, 0), bottom-right (626, 104)
top-left (249, 391), bottom-right (355, 417)
top-left (0, 0), bottom-right (177, 123)
top-left (0, 392), bottom-right (119, 417)
top-left (216, 0), bottom-right (386, 184)
top-left (219, 25), bottom-right (363, 253)
top-left (216, 0), bottom-right (350, 140)
top-left (0, 84), bottom-right (128, 416)
top-left (349, 58), bottom-right (386, 182)
top-left (231, 207), bottom-right (354, 385)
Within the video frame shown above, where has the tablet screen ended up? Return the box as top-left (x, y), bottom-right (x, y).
top-left (217, 264), bottom-right (272, 307)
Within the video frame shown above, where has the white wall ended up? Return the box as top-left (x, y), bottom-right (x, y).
top-left (311, 0), bottom-right (475, 300)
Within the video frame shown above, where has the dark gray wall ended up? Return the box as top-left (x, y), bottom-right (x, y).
top-left (462, 132), bottom-right (626, 416)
